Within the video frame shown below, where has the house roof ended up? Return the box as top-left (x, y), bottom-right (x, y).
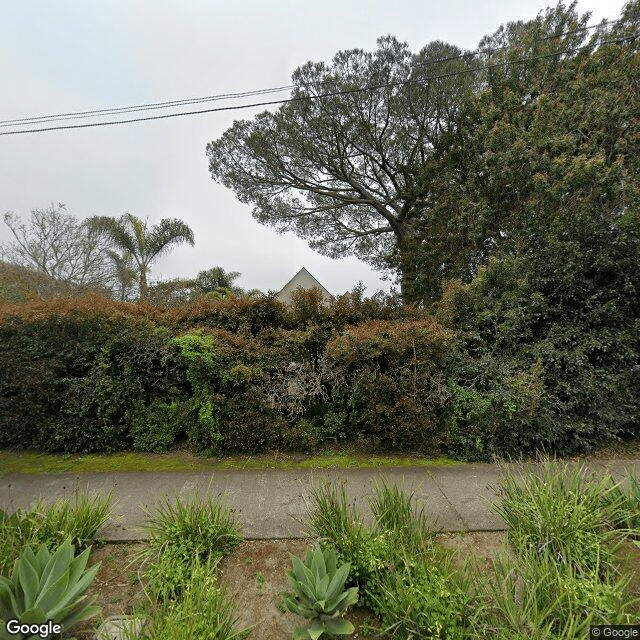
top-left (275, 267), bottom-right (334, 306)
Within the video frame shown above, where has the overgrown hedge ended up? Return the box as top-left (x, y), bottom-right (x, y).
top-left (1, 218), bottom-right (639, 462)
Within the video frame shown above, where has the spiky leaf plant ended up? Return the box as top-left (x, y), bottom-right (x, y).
top-left (0, 538), bottom-right (100, 640)
top-left (282, 546), bottom-right (358, 640)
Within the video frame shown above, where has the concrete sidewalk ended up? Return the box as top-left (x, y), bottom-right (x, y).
top-left (1, 458), bottom-right (639, 541)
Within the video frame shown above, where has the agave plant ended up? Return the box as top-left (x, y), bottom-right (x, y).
top-left (282, 546), bottom-right (358, 640)
top-left (0, 538), bottom-right (100, 640)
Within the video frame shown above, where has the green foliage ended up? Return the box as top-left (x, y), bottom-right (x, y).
top-left (438, 211), bottom-right (640, 459)
top-left (207, 37), bottom-right (476, 302)
top-left (309, 483), bottom-right (392, 600)
top-left (368, 481), bottom-right (433, 558)
top-left (0, 538), bottom-right (100, 639)
top-left (144, 544), bottom-right (222, 602)
top-left (492, 461), bottom-right (626, 576)
top-left (0, 492), bottom-right (113, 576)
top-left (325, 319), bottom-right (453, 449)
top-left (282, 546), bottom-right (358, 640)
top-left (309, 482), bottom-right (480, 637)
top-left (135, 555), bottom-right (248, 640)
top-left (369, 561), bottom-right (474, 639)
top-left (171, 332), bottom-right (224, 453)
top-left (601, 473), bottom-right (640, 534)
top-left (141, 492), bottom-right (242, 559)
top-left (130, 400), bottom-right (188, 453)
top-left (480, 550), bottom-right (636, 639)
top-left (138, 492), bottom-right (241, 601)
top-left (0, 309), bottom-right (180, 454)
top-left (87, 213), bottom-right (195, 301)
top-left (408, 2), bottom-right (639, 303)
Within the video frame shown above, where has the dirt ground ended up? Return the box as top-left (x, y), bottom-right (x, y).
top-left (68, 531), bottom-right (639, 639)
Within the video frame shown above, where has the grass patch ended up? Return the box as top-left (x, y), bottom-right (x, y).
top-left (128, 494), bottom-right (248, 640)
top-left (491, 460), bottom-right (628, 576)
top-left (0, 490), bottom-right (113, 575)
top-left (131, 555), bottom-right (249, 640)
top-left (0, 448), bottom-right (462, 474)
top-left (136, 491), bottom-right (242, 602)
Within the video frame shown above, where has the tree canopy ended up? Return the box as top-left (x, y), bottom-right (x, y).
top-left (1, 204), bottom-right (114, 294)
top-left (207, 1), bottom-right (639, 304)
top-left (404, 1), bottom-right (640, 301)
top-left (87, 213), bottom-right (195, 301)
top-left (207, 36), bottom-right (477, 301)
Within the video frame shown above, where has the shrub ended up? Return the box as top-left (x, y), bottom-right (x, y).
top-left (437, 213), bottom-right (640, 458)
top-left (369, 561), bottom-right (474, 639)
top-left (131, 400), bottom-right (189, 453)
top-left (325, 319), bottom-right (453, 449)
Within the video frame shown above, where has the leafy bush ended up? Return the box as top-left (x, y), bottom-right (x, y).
top-left (131, 400), bottom-right (189, 452)
top-left (437, 213), bottom-right (640, 459)
top-left (369, 560), bottom-right (474, 639)
top-left (325, 319), bottom-right (453, 449)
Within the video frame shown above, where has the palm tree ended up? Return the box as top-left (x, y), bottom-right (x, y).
top-left (105, 249), bottom-right (138, 301)
top-left (87, 213), bottom-right (195, 301)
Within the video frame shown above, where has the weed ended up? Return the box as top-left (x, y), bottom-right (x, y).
top-left (369, 480), bottom-right (433, 558)
top-left (0, 490), bottom-right (113, 575)
top-left (130, 555), bottom-right (249, 640)
top-left (140, 491), bottom-right (242, 558)
top-left (492, 461), bottom-right (625, 576)
top-left (255, 571), bottom-right (265, 592)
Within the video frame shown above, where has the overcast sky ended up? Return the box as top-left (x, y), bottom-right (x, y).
top-left (0, 0), bottom-right (629, 297)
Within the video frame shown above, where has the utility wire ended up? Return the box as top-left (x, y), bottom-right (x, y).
top-left (0, 17), bottom-right (619, 128)
top-left (0, 85), bottom-right (297, 127)
top-left (1, 30), bottom-right (635, 137)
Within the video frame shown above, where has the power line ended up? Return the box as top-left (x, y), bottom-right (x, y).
top-left (0, 85), bottom-right (297, 128)
top-left (0, 17), bottom-right (618, 129)
top-left (1, 30), bottom-right (635, 137)
top-left (0, 17), bottom-right (614, 129)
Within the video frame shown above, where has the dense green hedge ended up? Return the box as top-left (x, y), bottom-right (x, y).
top-left (1, 223), bottom-right (638, 461)
top-left (436, 212), bottom-right (640, 459)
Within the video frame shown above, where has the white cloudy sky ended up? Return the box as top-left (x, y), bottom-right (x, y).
top-left (0, 0), bottom-right (629, 296)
